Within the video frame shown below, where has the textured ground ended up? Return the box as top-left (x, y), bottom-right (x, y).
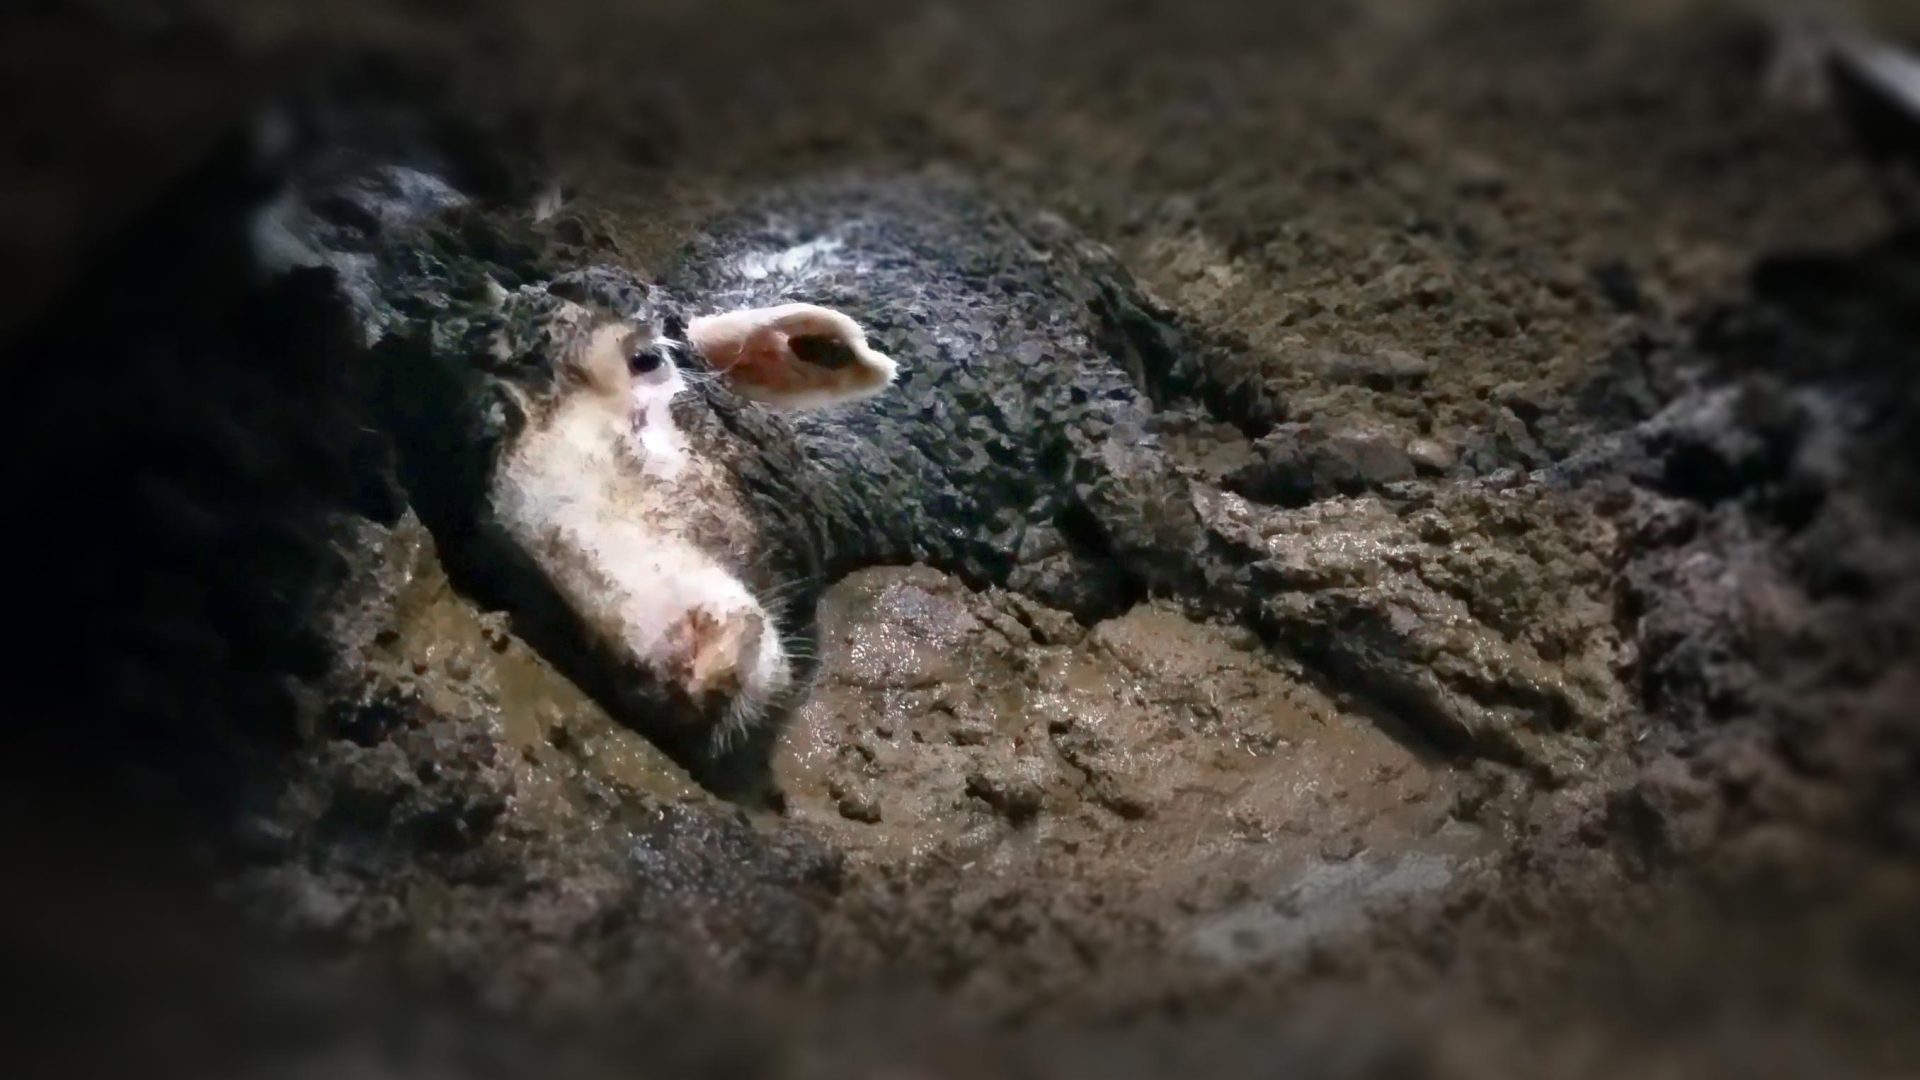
top-left (5, 1), bottom-right (1920, 1079)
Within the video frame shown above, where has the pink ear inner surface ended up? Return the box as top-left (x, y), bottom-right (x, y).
top-left (688, 303), bottom-right (898, 408)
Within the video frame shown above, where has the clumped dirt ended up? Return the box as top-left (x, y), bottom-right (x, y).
top-left (6, 1), bottom-right (1920, 1078)
top-left (779, 567), bottom-right (1491, 1012)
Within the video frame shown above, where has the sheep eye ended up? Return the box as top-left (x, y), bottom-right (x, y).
top-left (629, 346), bottom-right (666, 375)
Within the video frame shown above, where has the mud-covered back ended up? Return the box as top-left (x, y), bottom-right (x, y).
top-left (656, 172), bottom-right (1260, 609)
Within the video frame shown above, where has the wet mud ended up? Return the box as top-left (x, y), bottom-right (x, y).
top-left (6, 1), bottom-right (1920, 1078)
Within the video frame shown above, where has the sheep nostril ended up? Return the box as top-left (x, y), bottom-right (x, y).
top-left (671, 608), bottom-right (766, 702)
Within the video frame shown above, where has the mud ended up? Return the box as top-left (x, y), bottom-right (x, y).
top-left (5, 1), bottom-right (1920, 1078)
top-left (778, 566), bottom-right (1496, 1013)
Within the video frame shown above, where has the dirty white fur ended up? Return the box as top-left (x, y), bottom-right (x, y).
top-left (493, 349), bottom-right (794, 746)
top-left (503, 465), bottom-right (789, 732)
top-left (629, 336), bottom-right (691, 481)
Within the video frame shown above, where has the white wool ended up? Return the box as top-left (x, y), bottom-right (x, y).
top-left (731, 237), bottom-right (848, 283)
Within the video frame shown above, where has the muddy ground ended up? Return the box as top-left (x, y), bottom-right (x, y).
top-left (6, 1), bottom-right (1920, 1078)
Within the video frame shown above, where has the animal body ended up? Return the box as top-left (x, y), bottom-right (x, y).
top-left (261, 112), bottom-right (1594, 784)
top-left (259, 119), bottom-right (1210, 772)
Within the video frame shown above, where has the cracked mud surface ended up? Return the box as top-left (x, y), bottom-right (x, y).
top-left (7, 1), bottom-right (1920, 1078)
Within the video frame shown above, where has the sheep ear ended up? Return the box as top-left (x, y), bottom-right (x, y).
top-left (686, 303), bottom-right (897, 410)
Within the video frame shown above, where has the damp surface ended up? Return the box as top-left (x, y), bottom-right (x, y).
top-left (9, 1), bottom-right (1920, 1079)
